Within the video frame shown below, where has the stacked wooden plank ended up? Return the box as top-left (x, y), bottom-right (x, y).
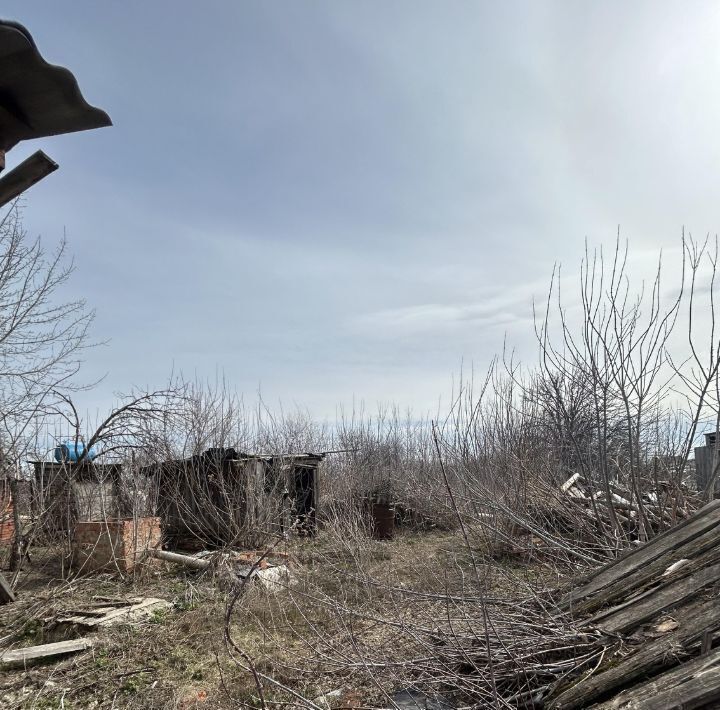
top-left (546, 499), bottom-right (720, 709)
top-left (53, 596), bottom-right (171, 631)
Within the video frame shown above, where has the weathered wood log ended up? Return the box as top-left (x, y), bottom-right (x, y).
top-left (548, 595), bottom-right (720, 709)
top-left (147, 549), bottom-right (211, 570)
top-left (591, 646), bottom-right (720, 709)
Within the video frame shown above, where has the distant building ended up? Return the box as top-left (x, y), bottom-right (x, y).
top-left (694, 432), bottom-right (719, 494)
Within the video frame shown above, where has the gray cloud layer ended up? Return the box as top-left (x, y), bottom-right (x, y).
top-left (3, 1), bottom-right (719, 417)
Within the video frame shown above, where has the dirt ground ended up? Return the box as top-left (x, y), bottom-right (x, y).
top-left (0, 530), bottom-right (562, 709)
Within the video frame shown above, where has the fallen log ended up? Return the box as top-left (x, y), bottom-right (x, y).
top-left (147, 549), bottom-right (211, 570)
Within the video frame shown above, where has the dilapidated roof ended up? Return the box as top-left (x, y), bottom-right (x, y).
top-left (0, 19), bottom-right (111, 151)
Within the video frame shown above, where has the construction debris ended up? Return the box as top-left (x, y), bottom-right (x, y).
top-left (149, 548), bottom-right (294, 591)
top-left (254, 564), bottom-right (294, 592)
top-left (558, 472), bottom-right (700, 541)
top-left (0, 638), bottom-right (94, 668)
top-left (545, 499), bottom-right (720, 708)
top-left (53, 596), bottom-right (171, 631)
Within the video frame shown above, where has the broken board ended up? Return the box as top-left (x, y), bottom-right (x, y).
top-left (55, 597), bottom-right (171, 630)
top-left (1, 638), bottom-right (94, 668)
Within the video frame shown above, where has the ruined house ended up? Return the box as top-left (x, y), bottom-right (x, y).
top-left (695, 431), bottom-right (719, 494)
top-left (30, 460), bottom-right (124, 536)
top-left (145, 448), bottom-right (323, 549)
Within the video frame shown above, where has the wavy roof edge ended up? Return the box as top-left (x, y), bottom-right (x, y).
top-left (0, 18), bottom-right (111, 150)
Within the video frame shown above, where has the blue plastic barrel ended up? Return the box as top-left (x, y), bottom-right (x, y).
top-left (54, 441), bottom-right (97, 463)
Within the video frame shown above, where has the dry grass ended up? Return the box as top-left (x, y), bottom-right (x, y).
top-left (0, 528), bottom-right (560, 709)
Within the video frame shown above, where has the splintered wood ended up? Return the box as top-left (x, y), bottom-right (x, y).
top-left (0, 638), bottom-right (94, 668)
top-left (558, 473), bottom-right (700, 543)
top-left (54, 596), bottom-right (171, 630)
top-left (546, 499), bottom-right (720, 709)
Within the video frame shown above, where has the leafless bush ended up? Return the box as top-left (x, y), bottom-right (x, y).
top-left (219, 234), bottom-right (720, 709)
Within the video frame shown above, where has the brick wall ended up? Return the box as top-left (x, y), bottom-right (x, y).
top-left (72, 517), bottom-right (162, 573)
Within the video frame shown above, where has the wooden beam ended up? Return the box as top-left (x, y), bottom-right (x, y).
top-left (559, 500), bottom-right (720, 611)
top-left (591, 647), bottom-right (720, 709)
top-left (592, 560), bottom-right (720, 635)
top-left (571, 523), bottom-right (720, 617)
top-left (0, 150), bottom-right (58, 208)
top-left (549, 596), bottom-right (720, 709)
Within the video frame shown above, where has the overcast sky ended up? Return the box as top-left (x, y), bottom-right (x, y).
top-left (3, 1), bottom-right (720, 420)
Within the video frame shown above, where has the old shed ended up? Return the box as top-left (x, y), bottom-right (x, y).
top-left (147, 448), bottom-right (323, 549)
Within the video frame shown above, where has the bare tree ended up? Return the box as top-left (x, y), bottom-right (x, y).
top-left (0, 205), bottom-right (93, 453)
top-left (0, 205), bottom-right (95, 571)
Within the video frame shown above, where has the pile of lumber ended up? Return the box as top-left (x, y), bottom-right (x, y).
top-left (543, 498), bottom-right (720, 708)
top-left (558, 472), bottom-right (701, 541)
top-left (52, 596), bottom-right (171, 631)
top-left (444, 500), bottom-right (720, 707)
top-left (1, 596), bottom-right (170, 670)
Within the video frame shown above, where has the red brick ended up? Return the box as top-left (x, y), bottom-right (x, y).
top-left (72, 517), bottom-right (162, 573)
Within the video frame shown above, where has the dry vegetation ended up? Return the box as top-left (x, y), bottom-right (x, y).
top-left (0, 527), bottom-right (556, 709)
top-left (0, 204), bottom-right (720, 708)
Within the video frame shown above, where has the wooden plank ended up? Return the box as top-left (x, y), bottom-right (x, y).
top-left (57, 597), bottom-right (169, 629)
top-left (0, 570), bottom-right (15, 604)
top-left (549, 596), bottom-right (720, 709)
top-left (571, 527), bottom-right (720, 616)
top-left (559, 501), bottom-right (720, 611)
top-left (592, 561), bottom-right (720, 635)
top-left (0, 638), bottom-right (94, 667)
top-left (561, 473), bottom-right (583, 492)
top-left (590, 647), bottom-right (720, 709)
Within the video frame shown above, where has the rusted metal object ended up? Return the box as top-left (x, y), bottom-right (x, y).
top-left (371, 502), bottom-right (395, 540)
